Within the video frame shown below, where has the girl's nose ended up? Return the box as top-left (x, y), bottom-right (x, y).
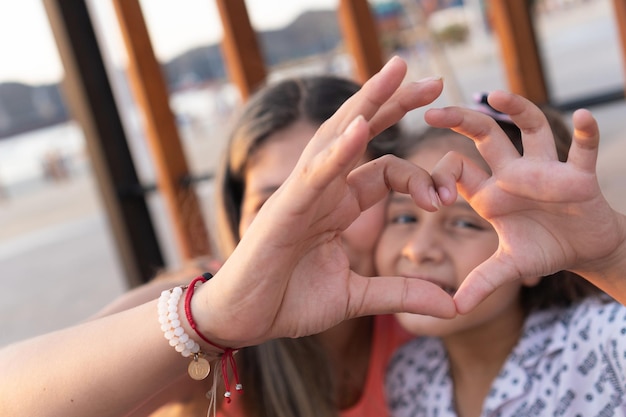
top-left (401, 225), bottom-right (445, 265)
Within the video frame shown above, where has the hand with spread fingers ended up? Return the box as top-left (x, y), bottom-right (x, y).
top-left (198, 57), bottom-right (455, 348)
top-left (425, 90), bottom-right (626, 313)
top-left (0, 57), bottom-right (456, 417)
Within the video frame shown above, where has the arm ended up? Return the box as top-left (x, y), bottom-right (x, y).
top-left (425, 90), bottom-right (626, 313)
top-left (1, 301), bottom-right (186, 416)
top-left (85, 260), bottom-right (221, 417)
top-left (91, 256), bottom-right (221, 318)
top-left (0, 57), bottom-right (455, 417)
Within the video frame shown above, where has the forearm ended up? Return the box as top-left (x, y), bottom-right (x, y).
top-left (91, 259), bottom-right (215, 319)
top-left (90, 279), bottom-right (187, 318)
top-left (0, 300), bottom-right (205, 417)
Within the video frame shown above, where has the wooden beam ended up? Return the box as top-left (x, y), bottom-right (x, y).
top-left (215, 0), bottom-right (267, 100)
top-left (43, 0), bottom-right (165, 286)
top-left (488, 0), bottom-right (549, 104)
top-left (111, 0), bottom-right (211, 261)
top-left (613, 0), bottom-right (626, 96)
top-left (338, 0), bottom-right (385, 84)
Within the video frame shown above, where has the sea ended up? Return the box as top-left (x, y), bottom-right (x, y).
top-left (0, 122), bottom-right (87, 197)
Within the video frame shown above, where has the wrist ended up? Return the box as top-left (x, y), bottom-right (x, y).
top-left (573, 211), bottom-right (626, 302)
top-left (187, 272), bottom-right (250, 349)
top-left (180, 275), bottom-right (244, 401)
top-left (175, 288), bottom-right (223, 360)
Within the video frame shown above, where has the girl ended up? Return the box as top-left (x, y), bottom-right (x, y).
top-left (380, 93), bottom-right (626, 416)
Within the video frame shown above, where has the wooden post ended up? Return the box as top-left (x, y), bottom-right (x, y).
top-left (111, 0), bottom-right (211, 261)
top-left (338, 0), bottom-right (385, 83)
top-left (43, 0), bottom-right (165, 286)
top-left (488, 0), bottom-right (549, 104)
top-left (613, 0), bottom-right (626, 96)
top-left (215, 0), bottom-right (267, 100)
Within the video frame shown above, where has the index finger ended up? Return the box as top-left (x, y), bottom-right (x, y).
top-left (424, 105), bottom-right (521, 173)
top-left (486, 91), bottom-right (557, 161)
top-left (317, 56), bottom-right (409, 143)
top-left (314, 57), bottom-right (443, 144)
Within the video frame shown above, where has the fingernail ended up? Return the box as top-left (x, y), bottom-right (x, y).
top-left (437, 186), bottom-right (450, 203)
top-left (419, 75), bottom-right (443, 83)
top-left (381, 56), bottom-right (403, 73)
top-left (346, 114), bottom-right (364, 134)
top-left (429, 186), bottom-right (441, 209)
top-left (387, 55), bottom-right (401, 65)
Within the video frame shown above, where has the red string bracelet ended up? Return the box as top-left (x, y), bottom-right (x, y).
top-left (184, 273), bottom-right (243, 403)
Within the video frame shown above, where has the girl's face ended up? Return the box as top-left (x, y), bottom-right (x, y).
top-left (375, 133), bottom-right (537, 338)
top-left (239, 120), bottom-right (385, 277)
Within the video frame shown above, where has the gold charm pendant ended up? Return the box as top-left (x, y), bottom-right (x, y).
top-left (188, 354), bottom-right (211, 380)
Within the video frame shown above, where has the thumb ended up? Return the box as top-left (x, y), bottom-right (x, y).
top-left (453, 253), bottom-right (520, 314)
top-left (351, 275), bottom-right (457, 318)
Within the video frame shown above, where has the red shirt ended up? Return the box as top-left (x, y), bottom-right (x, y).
top-left (218, 314), bottom-right (412, 417)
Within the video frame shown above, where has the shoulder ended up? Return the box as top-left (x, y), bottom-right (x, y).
top-left (567, 298), bottom-right (626, 355)
top-left (521, 297), bottom-right (626, 367)
top-left (508, 299), bottom-right (626, 415)
top-left (524, 296), bottom-right (626, 335)
top-left (564, 297), bottom-right (626, 335)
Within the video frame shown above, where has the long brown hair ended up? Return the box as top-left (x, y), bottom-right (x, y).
top-left (213, 75), bottom-right (400, 417)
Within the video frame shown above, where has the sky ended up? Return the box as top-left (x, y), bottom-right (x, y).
top-left (0, 0), bottom-right (338, 85)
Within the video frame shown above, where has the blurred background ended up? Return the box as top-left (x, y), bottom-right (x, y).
top-left (1, 0), bottom-right (625, 346)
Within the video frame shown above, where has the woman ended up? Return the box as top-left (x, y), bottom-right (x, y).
top-left (210, 74), bottom-right (411, 417)
top-left (78, 65), bottom-right (433, 417)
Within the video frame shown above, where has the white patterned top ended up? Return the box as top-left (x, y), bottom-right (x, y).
top-left (386, 297), bottom-right (626, 417)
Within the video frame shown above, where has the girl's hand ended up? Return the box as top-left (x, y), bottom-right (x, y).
top-left (426, 90), bottom-right (626, 313)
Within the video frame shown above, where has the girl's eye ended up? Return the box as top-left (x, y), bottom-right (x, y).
top-left (451, 218), bottom-right (485, 230)
top-left (390, 213), bottom-right (417, 224)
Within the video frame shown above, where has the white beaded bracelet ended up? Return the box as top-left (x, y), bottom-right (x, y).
top-left (158, 286), bottom-right (211, 380)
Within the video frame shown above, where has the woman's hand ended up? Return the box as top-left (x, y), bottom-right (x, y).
top-left (0, 57), bottom-right (456, 417)
top-left (425, 90), bottom-right (626, 313)
top-left (194, 57), bottom-right (456, 348)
